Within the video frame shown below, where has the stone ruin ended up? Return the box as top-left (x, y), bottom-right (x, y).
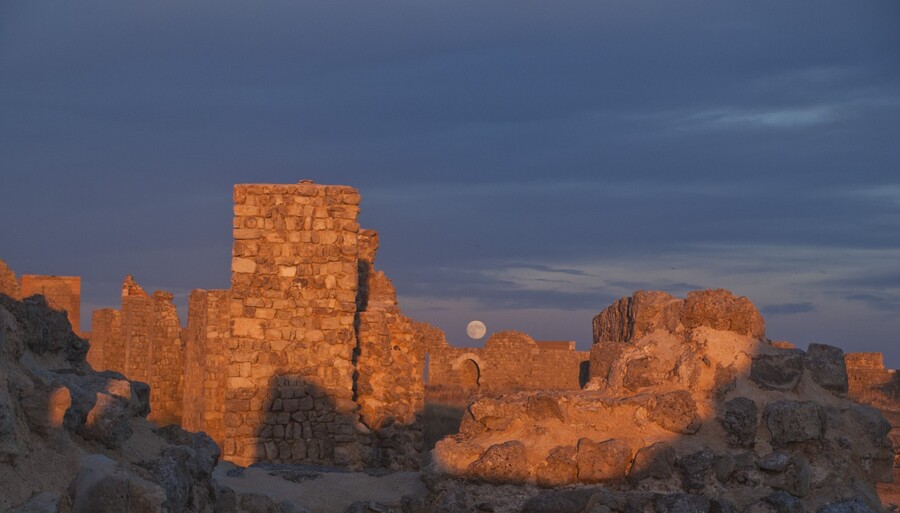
top-left (429, 289), bottom-right (896, 512)
top-left (1, 182), bottom-right (898, 513)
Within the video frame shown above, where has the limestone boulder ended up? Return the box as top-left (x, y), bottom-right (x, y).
top-left (576, 438), bottom-right (632, 483)
top-left (719, 397), bottom-right (759, 448)
top-left (804, 344), bottom-right (849, 394)
top-left (681, 289), bottom-right (765, 339)
top-left (647, 390), bottom-right (702, 435)
top-left (628, 441), bottom-right (676, 483)
top-left (751, 353), bottom-right (804, 392)
top-left (466, 440), bottom-right (528, 484)
top-left (765, 401), bottom-right (825, 445)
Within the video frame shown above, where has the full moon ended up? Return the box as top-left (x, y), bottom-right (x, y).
top-left (466, 320), bottom-right (486, 340)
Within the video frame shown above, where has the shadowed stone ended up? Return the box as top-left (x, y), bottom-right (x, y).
top-left (628, 442), bottom-right (676, 482)
top-left (765, 401), bottom-right (824, 444)
top-left (648, 390), bottom-right (702, 435)
top-left (751, 353), bottom-right (804, 392)
top-left (719, 397), bottom-right (758, 448)
top-left (804, 344), bottom-right (848, 394)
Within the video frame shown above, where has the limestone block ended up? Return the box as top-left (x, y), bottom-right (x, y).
top-left (576, 438), bottom-right (632, 483)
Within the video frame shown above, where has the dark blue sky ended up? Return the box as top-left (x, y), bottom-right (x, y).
top-left (1, 1), bottom-right (899, 365)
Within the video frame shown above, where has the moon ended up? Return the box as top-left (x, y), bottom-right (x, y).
top-left (466, 320), bottom-right (486, 340)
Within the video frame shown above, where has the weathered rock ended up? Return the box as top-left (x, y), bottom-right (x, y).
top-left (0, 385), bottom-right (26, 461)
top-left (466, 440), bottom-right (528, 484)
top-left (592, 291), bottom-right (683, 343)
top-left (0, 259), bottom-right (22, 300)
top-left (648, 390), bottom-right (702, 435)
top-left (654, 493), bottom-right (711, 513)
top-left (804, 344), bottom-right (849, 394)
top-left (681, 289), bottom-right (765, 339)
top-left (7, 492), bottom-right (60, 513)
top-left (751, 353), bottom-right (804, 392)
top-left (576, 438), bottom-right (632, 483)
top-left (525, 395), bottom-right (565, 423)
top-left (69, 454), bottom-right (167, 513)
top-left (628, 441), bottom-right (676, 482)
top-left (520, 489), bottom-right (594, 513)
top-left (767, 453), bottom-right (811, 498)
top-left (677, 449), bottom-right (717, 491)
top-left (816, 497), bottom-right (877, 513)
top-left (719, 397), bottom-right (759, 448)
top-left (745, 491), bottom-right (807, 513)
top-left (765, 401), bottom-right (824, 444)
top-left (536, 445), bottom-right (577, 487)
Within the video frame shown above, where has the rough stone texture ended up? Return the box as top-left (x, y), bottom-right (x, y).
top-left (647, 390), bottom-right (702, 435)
top-left (20, 274), bottom-right (82, 336)
top-left (628, 441), bottom-right (676, 483)
top-left (576, 438), bottom-right (632, 483)
top-left (764, 401), bottom-right (825, 444)
top-left (182, 289), bottom-right (231, 448)
top-left (681, 289), bottom-right (766, 340)
top-left (466, 440), bottom-right (528, 484)
top-left (429, 290), bottom-right (894, 513)
top-left (804, 344), bottom-right (849, 395)
top-left (0, 273), bottom-right (219, 513)
top-left (751, 353), bottom-right (805, 392)
top-left (720, 396), bottom-right (759, 448)
top-left (354, 230), bottom-right (425, 470)
top-left (592, 288), bottom-right (765, 344)
top-left (89, 277), bottom-right (184, 426)
top-left (425, 329), bottom-right (588, 394)
top-left (0, 259), bottom-right (22, 300)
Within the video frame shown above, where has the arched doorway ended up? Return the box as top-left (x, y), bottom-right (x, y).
top-left (459, 358), bottom-right (480, 389)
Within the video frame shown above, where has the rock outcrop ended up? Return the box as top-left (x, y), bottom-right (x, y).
top-left (0, 259), bottom-right (221, 513)
top-left (430, 289), bottom-right (894, 513)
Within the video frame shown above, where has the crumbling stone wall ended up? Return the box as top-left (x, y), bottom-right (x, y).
top-left (355, 229), bottom-right (425, 468)
top-left (222, 183), bottom-right (362, 467)
top-left (87, 309), bottom-right (120, 371)
top-left (20, 274), bottom-right (82, 335)
top-left (0, 259), bottom-right (22, 299)
top-left (182, 289), bottom-right (231, 448)
top-left (88, 276), bottom-right (184, 426)
top-left (846, 352), bottom-right (899, 465)
top-left (426, 330), bottom-right (589, 394)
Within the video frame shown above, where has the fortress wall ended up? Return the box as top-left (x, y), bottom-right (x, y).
top-left (354, 229), bottom-right (425, 467)
top-left (426, 330), bottom-right (588, 395)
top-left (224, 183), bottom-right (362, 467)
top-left (89, 277), bottom-right (185, 426)
top-left (20, 274), bottom-right (81, 335)
top-left (149, 291), bottom-right (184, 426)
top-left (88, 308), bottom-right (120, 370)
top-left (183, 289), bottom-right (231, 447)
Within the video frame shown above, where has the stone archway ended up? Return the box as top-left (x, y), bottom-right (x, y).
top-left (451, 353), bottom-right (484, 389)
top-left (458, 358), bottom-right (480, 388)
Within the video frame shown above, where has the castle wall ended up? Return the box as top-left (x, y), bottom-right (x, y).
top-left (223, 183), bottom-right (362, 467)
top-left (354, 230), bottom-right (425, 468)
top-left (89, 277), bottom-right (184, 426)
top-left (88, 309), bottom-right (120, 370)
top-left (183, 289), bottom-right (231, 447)
top-left (426, 330), bottom-right (589, 395)
top-left (20, 275), bottom-right (81, 335)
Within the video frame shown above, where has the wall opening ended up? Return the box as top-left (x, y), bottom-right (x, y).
top-left (459, 358), bottom-right (480, 389)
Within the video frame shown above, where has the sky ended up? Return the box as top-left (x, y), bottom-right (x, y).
top-left (1, 1), bottom-right (898, 366)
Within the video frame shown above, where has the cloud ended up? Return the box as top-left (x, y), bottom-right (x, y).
top-left (760, 302), bottom-right (816, 316)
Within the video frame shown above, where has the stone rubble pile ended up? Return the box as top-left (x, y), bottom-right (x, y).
top-left (428, 289), bottom-right (894, 513)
